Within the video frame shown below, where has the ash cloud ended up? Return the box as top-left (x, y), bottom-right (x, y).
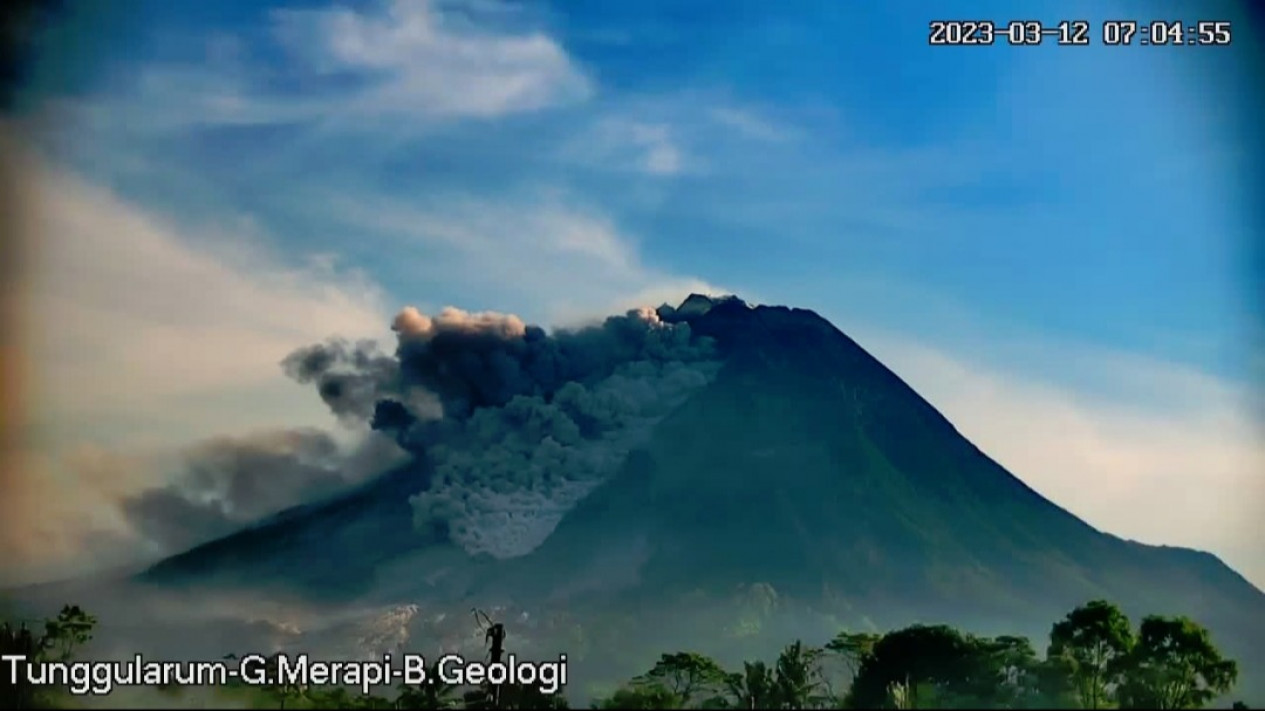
top-left (119, 429), bottom-right (406, 554)
top-left (282, 302), bottom-right (723, 558)
top-left (282, 339), bottom-right (401, 425)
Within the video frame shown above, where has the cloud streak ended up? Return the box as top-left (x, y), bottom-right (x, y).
top-left (562, 119), bottom-right (689, 176)
top-left (73, 0), bottom-right (592, 137)
top-left (316, 190), bottom-right (726, 325)
top-left (861, 330), bottom-right (1265, 588)
top-left (270, 0), bottom-right (592, 122)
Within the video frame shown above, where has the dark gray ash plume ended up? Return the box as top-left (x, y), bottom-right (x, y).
top-left (281, 303), bottom-right (724, 558)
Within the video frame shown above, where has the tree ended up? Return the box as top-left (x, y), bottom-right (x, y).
top-left (1047, 600), bottom-right (1134, 709)
top-left (1, 604), bottom-right (98, 709)
top-left (826, 631), bottom-right (881, 679)
top-left (970, 635), bottom-right (1040, 708)
top-left (497, 683), bottom-right (570, 709)
top-left (596, 683), bottom-right (683, 709)
top-left (725, 660), bottom-right (777, 709)
top-left (1116, 615), bottom-right (1238, 709)
top-left (41, 605), bottom-right (97, 662)
top-left (395, 659), bottom-right (460, 709)
top-left (823, 631), bottom-right (881, 704)
top-left (845, 624), bottom-right (985, 709)
top-left (257, 651), bottom-right (307, 709)
top-left (462, 681), bottom-right (570, 710)
top-left (1030, 655), bottom-right (1080, 709)
top-left (773, 640), bottom-right (826, 708)
top-left (632, 652), bottom-right (729, 706)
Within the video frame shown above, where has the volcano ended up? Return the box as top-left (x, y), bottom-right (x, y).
top-left (129, 294), bottom-right (1264, 696)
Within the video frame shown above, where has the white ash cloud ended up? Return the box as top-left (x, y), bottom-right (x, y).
top-left (283, 303), bottom-right (722, 558)
top-left (119, 429), bottom-right (408, 555)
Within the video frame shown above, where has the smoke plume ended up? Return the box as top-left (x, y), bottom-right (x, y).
top-left (118, 429), bottom-right (406, 554)
top-left (283, 303), bottom-right (722, 558)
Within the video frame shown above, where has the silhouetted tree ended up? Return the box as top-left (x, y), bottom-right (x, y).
top-left (1116, 615), bottom-right (1237, 709)
top-left (1047, 600), bottom-right (1134, 709)
top-left (724, 660), bottom-right (777, 709)
top-left (631, 651), bottom-right (728, 706)
top-left (596, 683), bottom-right (682, 709)
top-left (969, 634), bottom-right (1040, 708)
top-left (826, 630), bottom-right (881, 679)
top-left (845, 624), bottom-right (983, 708)
top-left (395, 659), bottom-right (460, 709)
top-left (0, 604), bottom-right (97, 709)
top-left (773, 640), bottom-right (826, 708)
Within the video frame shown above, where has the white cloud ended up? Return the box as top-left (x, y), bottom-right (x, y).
top-left (563, 119), bottom-right (691, 176)
top-left (710, 107), bottom-right (794, 142)
top-left (318, 191), bottom-right (723, 325)
top-left (19, 163), bottom-right (392, 442)
top-left (79, 0), bottom-right (592, 134)
top-left (0, 125), bottom-right (395, 582)
top-left (859, 330), bottom-right (1265, 589)
top-left (271, 0), bottom-right (592, 121)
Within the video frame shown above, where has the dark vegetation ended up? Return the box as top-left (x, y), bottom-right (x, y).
top-left (0, 599), bottom-right (1248, 709)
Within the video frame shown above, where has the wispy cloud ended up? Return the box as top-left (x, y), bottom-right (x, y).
top-left (316, 190), bottom-right (722, 323)
top-left (858, 329), bottom-right (1265, 588)
top-left (709, 106), bottom-right (795, 143)
top-left (84, 0), bottom-right (592, 135)
top-left (561, 118), bottom-right (690, 176)
top-left (271, 0), bottom-right (592, 121)
top-left (16, 155), bottom-right (392, 439)
top-left (0, 125), bottom-right (396, 582)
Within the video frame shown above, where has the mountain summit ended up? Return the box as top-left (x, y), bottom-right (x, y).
top-left (136, 294), bottom-right (1264, 693)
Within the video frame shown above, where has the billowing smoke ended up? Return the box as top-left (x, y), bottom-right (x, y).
top-left (283, 339), bottom-right (403, 425)
top-left (282, 303), bottom-right (722, 558)
top-left (119, 429), bottom-right (406, 554)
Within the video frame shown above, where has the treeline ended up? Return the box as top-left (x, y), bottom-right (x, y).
top-left (0, 600), bottom-right (1251, 709)
top-left (597, 600), bottom-right (1242, 709)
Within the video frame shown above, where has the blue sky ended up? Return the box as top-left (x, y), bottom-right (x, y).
top-left (4, 0), bottom-right (1262, 586)
top-left (27, 0), bottom-right (1260, 375)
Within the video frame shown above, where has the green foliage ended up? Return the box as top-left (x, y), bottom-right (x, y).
top-left (395, 659), bottom-right (461, 709)
top-left (1048, 599), bottom-right (1135, 709)
top-left (826, 630), bottom-right (881, 676)
top-left (1029, 655), bottom-right (1080, 708)
top-left (773, 640), bottom-right (827, 707)
top-left (41, 605), bottom-right (97, 663)
top-left (724, 660), bottom-right (776, 709)
top-left (461, 681), bottom-right (570, 710)
top-left (596, 682), bottom-right (684, 708)
top-left (0, 604), bottom-right (98, 709)
top-left (844, 623), bottom-right (988, 708)
top-left (1115, 615), bottom-right (1238, 709)
top-left (632, 651), bottom-right (729, 705)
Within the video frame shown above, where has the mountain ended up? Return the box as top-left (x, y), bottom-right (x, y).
top-left (126, 294), bottom-right (1265, 697)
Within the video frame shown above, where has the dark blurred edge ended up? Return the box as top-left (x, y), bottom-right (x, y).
top-left (0, 0), bottom-right (64, 109)
top-left (0, 0), bottom-right (66, 505)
